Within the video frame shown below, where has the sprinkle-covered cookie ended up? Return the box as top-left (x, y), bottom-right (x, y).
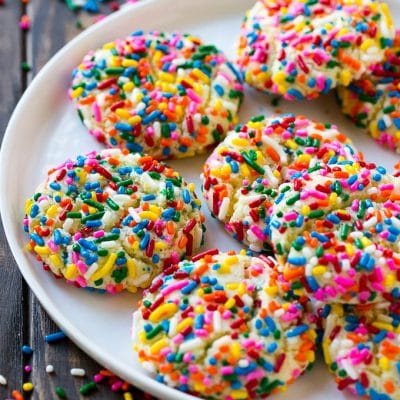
top-left (236, 0), bottom-right (395, 100)
top-left (201, 114), bottom-right (361, 252)
top-left (338, 30), bottom-right (400, 152)
top-left (322, 302), bottom-right (400, 399)
top-left (70, 31), bottom-right (244, 159)
top-left (24, 149), bottom-right (205, 293)
top-left (270, 161), bottom-right (400, 304)
top-left (133, 250), bottom-right (317, 399)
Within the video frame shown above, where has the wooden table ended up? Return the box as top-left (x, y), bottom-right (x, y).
top-left (0, 1), bottom-right (147, 398)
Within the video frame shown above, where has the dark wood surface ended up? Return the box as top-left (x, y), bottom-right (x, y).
top-left (0, 2), bottom-right (147, 399)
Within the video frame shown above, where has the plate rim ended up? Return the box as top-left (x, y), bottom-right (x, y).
top-left (0, 1), bottom-right (217, 398)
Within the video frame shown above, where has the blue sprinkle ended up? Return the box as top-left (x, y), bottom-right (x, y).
top-left (264, 316), bottom-right (276, 332)
top-left (287, 88), bottom-right (304, 100)
top-left (143, 194), bottom-right (156, 201)
top-left (287, 324), bottom-right (309, 337)
top-left (306, 276), bottom-right (319, 292)
top-left (287, 256), bottom-right (306, 266)
top-left (49, 182), bottom-right (61, 191)
top-left (45, 331), bottom-right (66, 343)
top-left (372, 329), bottom-right (387, 344)
top-left (30, 233), bottom-right (44, 246)
top-left (21, 345), bottom-right (33, 355)
top-left (266, 342), bottom-right (278, 353)
top-left (115, 122), bottom-right (132, 132)
top-left (214, 84), bottom-right (224, 96)
top-left (181, 281), bottom-right (197, 295)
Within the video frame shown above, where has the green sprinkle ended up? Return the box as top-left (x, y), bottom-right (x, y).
top-left (95, 233), bottom-right (120, 243)
top-left (66, 212), bottom-right (82, 219)
top-left (241, 151), bottom-right (265, 174)
top-left (83, 199), bottom-right (104, 211)
top-left (106, 198), bottom-right (120, 211)
top-left (383, 105), bottom-right (395, 114)
top-left (201, 116), bottom-right (209, 125)
top-left (286, 193), bottom-right (300, 206)
top-left (55, 386), bottom-right (67, 399)
top-left (250, 115), bottom-right (265, 122)
top-left (308, 210), bottom-right (324, 219)
top-left (340, 224), bottom-right (349, 240)
top-left (79, 381), bottom-right (97, 395)
top-left (21, 62), bottom-right (31, 72)
top-left (117, 178), bottom-right (133, 187)
top-left (161, 123), bottom-right (170, 138)
top-left (146, 324), bottom-right (164, 340)
top-left (97, 249), bottom-right (108, 257)
top-left (105, 67), bottom-right (124, 75)
top-left (81, 211), bottom-right (105, 223)
top-left (212, 129), bottom-right (220, 142)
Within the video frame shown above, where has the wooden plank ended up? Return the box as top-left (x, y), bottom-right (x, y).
top-left (0, 1), bottom-right (26, 398)
top-left (25, 2), bottom-right (146, 398)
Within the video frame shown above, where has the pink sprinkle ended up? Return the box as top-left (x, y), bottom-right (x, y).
top-left (283, 212), bottom-right (297, 222)
top-left (194, 329), bottom-right (209, 337)
top-left (221, 366), bottom-right (234, 375)
top-left (94, 374), bottom-right (103, 383)
top-left (316, 75), bottom-right (325, 91)
top-left (186, 89), bottom-right (202, 103)
top-left (111, 381), bottom-right (123, 391)
top-left (183, 353), bottom-right (192, 363)
top-left (172, 334), bottom-right (184, 345)
top-left (93, 230), bottom-right (105, 238)
top-left (161, 280), bottom-right (189, 296)
top-left (76, 260), bottom-right (87, 274)
top-left (47, 240), bottom-right (59, 253)
top-left (75, 276), bottom-right (87, 287)
top-left (73, 232), bottom-right (82, 241)
top-left (92, 102), bottom-right (102, 122)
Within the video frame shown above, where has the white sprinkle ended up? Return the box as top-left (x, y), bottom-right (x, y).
top-left (0, 374), bottom-right (7, 386)
top-left (217, 197), bottom-right (230, 220)
top-left (70, 368), bottom-right (86, 377)
top-left (45, 365), bottom-right (54, 374)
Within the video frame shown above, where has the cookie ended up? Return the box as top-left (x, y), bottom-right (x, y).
top-left (269, 161), bottom-right (400, 304)
top-left (133, 249), bottom-right (317, 399)
top-left (201, 114), bottom-right (361, 252)
top-left (236, 0), bottom-right (395, 100)
top-left (70, 31), bottom-right (244, 160)
top-left (24, 149), bottom-right (205, 293)
top-left (338, 30), bottom-right (400, 152)
top-left (322, 302), bottom-right (400, 399)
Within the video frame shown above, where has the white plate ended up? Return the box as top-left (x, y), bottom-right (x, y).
top-left (1, 0), bottom-right (400, 399)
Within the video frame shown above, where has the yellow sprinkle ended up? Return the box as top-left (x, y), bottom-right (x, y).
top-left (34, 246), bottom-right (50, 255)
top-left (360, 237), bottom-right (372, 248)
top-left (176, 318), bottom-right (193, 333)
top-left (230, 342), bottom-right (241, 360)
top-left (265, 285), bottom-right (278, 296)
top-left (127, 259), bottom-right (136, 278)
top-left (237, 283), bottom-right (246, 296)
top-left (103, 41), bottom-right (115, 50)
top-left (131, 241), bottom-right (139, 251)
top-left (340, 70), bottom-right (352, 86)
top-left (306, 350), bottom-right (315, 363)
top-left (122, 59), bottom-right (138, 67)
top-left (123, 392), bottom-right (134, 400)
top-left (312, 266), bottom-right (327, 276)
top-left (322, 340), bottom-right (332, 366)
top-left (149, 303), bottom-right (178, 323)
top-left (214, 99), bottom-right (222, 111)
top-left (26, 243), bottom-right (33, 251)
top-left (195, 305), bottom-right (204, 314)
top-left (90, 253), bottom-right (117, 282)
top-left (294, 20), bottom-right (306, 32)
top-left (22, 382), bottom-right (34, 392)
top-left (297, 154), bottom-right (311, 165)
top-left (231, 138), bottom-right (249, 147)
top-left (64, 264), bottom-right (78, 280)
top-left (123, 82), bottom-right (134, 92)
top-left (381, 3), bottom-right (393, 27)
top-left (370, 121), bottom-right (379, 139)
top-left (194, 382), bottom-right (206, 393)
top-left (71, 87), bottom-right (83, 98)
top-left (150, 339), bottom-right (167, 355)
top-left (331, 304), bottom-right (344, 317)
top-left (126, 286), bottom-right (138, 294)
top-left (221, 164), bottom-right (232, 176)
top-left (301, 205), bottom-right (310, 215)
top-left (329, 192), bottom-right (338, 205)
top-left (128, 115), bottom-right (141, 125)
top-left (224, 298), bottom-right (236, 309)
top-left (188, 183), bottom-right (195, 192)
top-left (134, 92), bottom-right (143, 102)
top-left (158, 71), bottom-right (175, 83)
top-left (344, 242), bottom-right (354, 257)
top-left (139, 211), bottom-right (159, 221)
top-left (286, 139), bottom-right (297, 150)
top-left (115, 108), bottom-right (131, 119)
top-left (50, 254), bottom-right (63, 268)
top-left (25, 199), bottom-right (34, 216)
top-left (230, 389), bottom-right (248, 399)
top-left (192, 68), bottom-right (209, 83)
top-left (219, 263), bottom-right (231, 274)
top-left (379, 356), bottom-right (390, 371)
top-left (155, 242), bottom-right (167, 250)
top-left (273, 71), bottom-right (286, 84)
top-left (46, 204), bottom-right (59, 218)
top-left (372, 322), bottom-right (394, 332)
top-left (226, 283), bottom-right (239, 290)
top-left (226, 256), bottom-right (238, 266)
top-left (273, 170), bottom-right (281, 179)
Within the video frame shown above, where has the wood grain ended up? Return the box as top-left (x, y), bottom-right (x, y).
top-left (0, 1), bottom-right (26, 398)
top-left (7, 0), bottom-right (147, 400)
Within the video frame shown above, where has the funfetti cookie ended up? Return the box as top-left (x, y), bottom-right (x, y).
top-left (269, 161), bottom-right (400, 304)
top-left (133, 250), bottom-right (317, 399)
top-left (24, 149), bottom-right (205, 293)
top-left (70, 31), bottom-right (244, 160)
top-left (201, 114), bottom-right (361, 253)
top-left (338, 30), bottom-right (400, 152)
top-left (321, 302), bottom-right (400, 400)
top-left (236, 0), bottom-right (395, 100)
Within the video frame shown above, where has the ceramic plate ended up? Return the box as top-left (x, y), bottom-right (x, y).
top-left (1, 0), bottom-right (399, 398)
